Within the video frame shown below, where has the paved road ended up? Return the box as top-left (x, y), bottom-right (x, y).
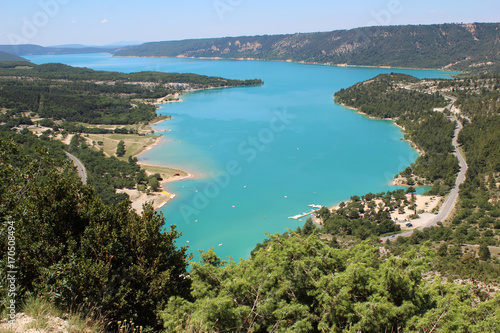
top-left (65, 152), bottom-right (87, 185)
top-left (381, 96), bottom-right (468, 242)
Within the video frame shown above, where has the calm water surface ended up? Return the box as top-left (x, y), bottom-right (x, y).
top-left (28, 54), bottom-right (452, 262)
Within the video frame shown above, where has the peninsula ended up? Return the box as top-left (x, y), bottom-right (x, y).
top-left (0, 61), bottom-right (263, 208)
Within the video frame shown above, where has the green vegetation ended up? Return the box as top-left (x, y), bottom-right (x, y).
top-left (0, 141), bottom-right (191, 330)
top-left (319, 191), bottom-right (406, 239)
top-left (0, 127), bottom-right (151, 206)
top-left (67, 135), bottom-right (143, 205)
top-left (0, 61), bottom-right (262, 205)
top-left (115, 139), bottom-right (126, 157)
top-left (115, 23), bottom-right (500, 74)
top-left (437, 76), bottom-right (500, 118)
top-left (0, 51), bottom-right (28, 62)
top-left (161, 234), bottom-right (500, 332)
top-left (0, 62), bottom-right (262, 125)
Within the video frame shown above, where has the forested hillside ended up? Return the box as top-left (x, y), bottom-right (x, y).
top-left (115, 23), bottom-right (500, 74)
top-left (0, 51), bottom-right (28, 62)
top-left (161, 234), bottom-right (500, 332)
top-left (332, 73), bottom-right (500, 281)
top-left (0, 141), bottom-right (191, 330)
top-left (0, 62), bottom-right (262, 124)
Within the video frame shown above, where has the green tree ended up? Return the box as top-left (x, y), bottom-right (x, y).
top-left (317, 206), bottom-right (331, 221)
top-left (148, 176), bottom-right (160, 192)
top-left (406, 186), bottom-right (416, 194)
top-left (161, 234), bottom-right (472, 332)
top-left (0, 140), bottom-right (191, 329)
top-left (115, 140), bottom-right (126, 157)
top-left (478, 243), bottom-right (491, 261)
top-left (437, 243), bottom-right (448, 257)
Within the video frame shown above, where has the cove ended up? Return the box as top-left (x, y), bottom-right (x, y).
top-left (27, 53), bottom-right (453, 262)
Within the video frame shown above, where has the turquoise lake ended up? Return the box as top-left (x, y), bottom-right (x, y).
top-left (27, 54), bottom-right (453, 262)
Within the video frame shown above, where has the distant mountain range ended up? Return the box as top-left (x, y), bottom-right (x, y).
top-left (1, 23), bottom-right (499, 74)
top-left (114, 23), bottom-right (500, 74)
top-left (49, 41), bottom-right (143, 49)
top-left (0, 41), bottom-right (143, 57)
top-left (0, 44), bottom-right (117, 56)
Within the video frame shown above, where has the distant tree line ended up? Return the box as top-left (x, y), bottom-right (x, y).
top-left (0, 62), bottom-right (263, 124)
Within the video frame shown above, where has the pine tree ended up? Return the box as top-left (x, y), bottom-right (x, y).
top-left (116, 140), bottom-right (126, 157)
top-left (478, 243), bottom-right (491, 261)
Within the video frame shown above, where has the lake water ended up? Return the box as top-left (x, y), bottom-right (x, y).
top-left (27, 54), bottom-right (453, 262)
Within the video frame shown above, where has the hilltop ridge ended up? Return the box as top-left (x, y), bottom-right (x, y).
top-left (114, 23), bottom-right (500, 74)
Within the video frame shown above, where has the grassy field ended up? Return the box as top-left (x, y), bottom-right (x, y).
top-left (83, 132), bottom-right (190, 181)
top-left (85, 131), bottom-right (190, 180)
top-left (73, 122), bottom-right (155, 133)
top-left (86, 133), bottom-right (159, 159)
top-left (139, 163), bottom-right (190, 180)
top-left (28, 117), bottom-right (190, 181)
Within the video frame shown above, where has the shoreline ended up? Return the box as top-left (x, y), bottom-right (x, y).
top-left (126, 81), bottom-right (259, 213)
top-left (326, 193), bottom-right (443, 231)
top-left (143, 92), bottom-right (183, 107)
top-left (336, 101), bottom-right (425, 183)
top-left (127, 112), bottom-right (194, 214)
top-left (113, 54), bottom-right (457, 73)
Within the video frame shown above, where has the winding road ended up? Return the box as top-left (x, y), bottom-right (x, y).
top-left (382, 95), bottom-right (468, 242)
top-left (65, 151), bottom-right (87, 185)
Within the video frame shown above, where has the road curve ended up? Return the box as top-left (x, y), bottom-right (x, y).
top-left (65, 151), bottom-right (87, 185)
top-left (382, 97), bottom-right (468, 242)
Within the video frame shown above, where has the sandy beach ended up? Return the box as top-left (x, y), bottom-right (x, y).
top-left (124, 113), bottom-right (194, 214)
top-left (116, 167), bottom-right (192, 215)
top-left (153, 92), bottom-right (183, 105)
top-left (328, 193), bottom-right (443, 230)
top-left (390, 194), bottom-right (442, 229)
top-left (122, 169), bottom-right (193, 214)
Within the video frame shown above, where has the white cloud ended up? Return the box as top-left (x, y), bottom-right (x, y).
top-left (101, 19), bottom-right (108, 24)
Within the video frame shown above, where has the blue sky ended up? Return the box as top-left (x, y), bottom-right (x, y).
top-left (1, 0), bottom-right (499, 46)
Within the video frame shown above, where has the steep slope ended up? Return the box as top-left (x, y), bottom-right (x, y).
top-left (114, 23), bottom-right (500, 74)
